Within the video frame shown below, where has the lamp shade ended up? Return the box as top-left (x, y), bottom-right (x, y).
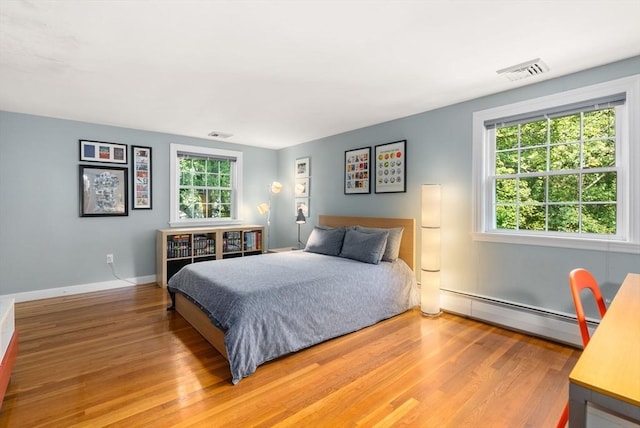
top-left (257, 202), bottom-right (269, 215)
top-left (295, 208), bottom-right (306, 224)
top-left (421, 184), bottom-right (441, 227)
top-left (271, 181), bottom-right (283, 194)
top-left (421, 184), bottom-right (442, 317)
top-left (421, 227), bottom-right (441, 271)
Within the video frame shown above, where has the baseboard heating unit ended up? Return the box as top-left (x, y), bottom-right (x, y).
top-left (439, 289), bottom-right (596, 348)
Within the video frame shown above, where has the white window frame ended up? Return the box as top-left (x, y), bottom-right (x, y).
top-left (169, 143), bottom-right (243, 227)
top-left (472, 75), bottom-right (640, 253)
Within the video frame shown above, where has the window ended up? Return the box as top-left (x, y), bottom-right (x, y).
top-left (170, 144), bottom-right (243, 227)
top-left (472, 75), bottom-right (640, 252)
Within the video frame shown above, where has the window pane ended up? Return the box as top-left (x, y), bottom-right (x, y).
top-left (192, 159), bottom-right (206, 172)
top-left (520, 147), bottom-right (547, 173)
top-left (496, 205), bottom-right (517, 230)
top-left (179, 189), bottom-right (206, 218)
top-left (583, 139), bottom-right (615, 169)
top-left (582, 204), bottom-right (616, 234)
top-left (582, 172), bottom-right (616, 202)
top-left (193, 172), bottom-right (206, 186)
top-left (179, 188), bottom-right (196, 204)
top-left (206, 173), bottom-right (219, 187)
top-left (179, 190), bottom-right (194, 218)
top-left (548, 205), bottom-right (579, 232)
top-left (220, 161), bottom-right (231, 174)
top-left (207, 190), bottom-right (220, 205)
top-left (179, 158), bottom-right (192, 171)
top-left (550, 143), bottom-right (580, 170)
top-left (496, 125), bottom-right (518, 150)
top-left (519, 177), bottom-right (546, 203)
top-left (220, 174), bottom-right (231, 188)
top-left (220, 190), bottom-right (231, 204)
top-left (583, 108), bottom-right (615, 140)
top-left (194, 190), bottom-right (206, 217)
top-left (549, 114), bottom-right (580, 143)
top-left (496, 150), bottom-right (518, 174)
top-left (219, 203), bottom-right (231, 218)
top-left (496, 178), bottom-right (517, 203)
top-left (518, 205), bottom-right (546, 231)
top-left (549, 174), bottom-right (579, 202)
top-left (203, 204), bottom-right (217, 218)
top-left (520, 121), bottom-right (547, 147)
top-left (180, 171), bottom-right (193, 186)
top-left (206, 159), bottom-right (219, 173)
top-left (179, 159), bottom-right (193, 186)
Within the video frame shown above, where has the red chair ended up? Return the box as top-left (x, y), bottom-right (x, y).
top-left (556, 268), bottom-right (608, 428)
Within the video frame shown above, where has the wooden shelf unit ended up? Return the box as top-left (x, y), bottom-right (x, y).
top-left (156, 225), bottom-right (264, 286)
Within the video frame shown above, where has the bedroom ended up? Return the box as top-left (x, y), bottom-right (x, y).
top-left (1, 1), bottom-right (639, 426)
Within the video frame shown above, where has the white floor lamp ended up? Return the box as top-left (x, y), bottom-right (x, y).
top-left (421, 184), bottom-right (442, 317)
top-left (257, 181), bottom-right (282, 251)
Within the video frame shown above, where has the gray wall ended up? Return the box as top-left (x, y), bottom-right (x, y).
top-left (0, 113), bottom-right (277, 294)
top-left (272, 56), bottom-right (640, 316)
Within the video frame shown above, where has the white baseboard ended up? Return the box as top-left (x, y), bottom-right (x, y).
top-left (2, 275), bottom-right (157, 303)
top-left (439, 289), bottom-right (589, 347)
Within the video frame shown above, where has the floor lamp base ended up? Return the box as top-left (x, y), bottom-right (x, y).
top-left (421, 310), bottom-right (442, 318)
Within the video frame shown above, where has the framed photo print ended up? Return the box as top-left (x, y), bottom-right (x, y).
top-left (295, 198), bottom-right (309, 217)
top-left (131, 145), bottom-right (152, 209)
top-left (344, 146), bottom-right (370, 194)
top-left (295, 178), bottom-right (309, 197)
top-left (295, 157), bottom-right (310, 178)
top-left (79, 140), bottom-right (128, 164)
top-left (79, 165), bottom-right (128, 217)
top-left (375, 140), bottom-right (406, 193)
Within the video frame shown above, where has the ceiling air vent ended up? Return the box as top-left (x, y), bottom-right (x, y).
top-left (207, 130), bottom-right (233, 139)
top-left (497, 58), bottom-right (549, 81)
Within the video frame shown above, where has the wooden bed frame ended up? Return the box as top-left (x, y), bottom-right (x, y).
top-left (173, 215), bottom-right (416, 362)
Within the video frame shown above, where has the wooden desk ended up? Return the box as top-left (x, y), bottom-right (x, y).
top-left (569, 273), bottom-right (640, 427)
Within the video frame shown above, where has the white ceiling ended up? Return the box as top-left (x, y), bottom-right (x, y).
top-left (1, 1), bottom-right (639, 150)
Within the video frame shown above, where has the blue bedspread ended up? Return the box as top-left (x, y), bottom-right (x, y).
top-left (168, 250), bottom-right (418, 384)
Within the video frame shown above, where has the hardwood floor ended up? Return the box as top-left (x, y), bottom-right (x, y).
top-left (1, 284), bottom-right (580, 427)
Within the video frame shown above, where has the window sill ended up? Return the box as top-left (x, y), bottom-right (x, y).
top-left (169, 219), bottom-right (244, 228)
top-left (471, 231), bottom-right (640, 254)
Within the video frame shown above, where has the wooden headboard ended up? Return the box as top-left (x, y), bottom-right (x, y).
top-left (318, 215), bottom-right (416, 271)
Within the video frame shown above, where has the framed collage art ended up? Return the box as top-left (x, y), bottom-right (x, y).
top-left (79, 140), bottom-right (128, 164)
top-left (295, 157), bottom-right (310, 217)
top-left (131, 145), bottom-right (152, 209)
top-left (374, 140), bottom-right (406, 193)
top-left (295, 198), bottom-right (309, 217)
top-left (295, 157), bottom-right (310, 178)
top-left (79, 165), bottom-right (128, 217)
top-left (344, 146), bottom-right (370, 194)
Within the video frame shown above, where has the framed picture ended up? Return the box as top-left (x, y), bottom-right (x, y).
top-left (295, 198), bottom-right (309, 217)
top-left (79, 140), bottom-right (128, 164)
top-left (79, 165), bottom-right (128, 217)
top-left (344, 146), bottom-right (371, 194)
top-left (295, 178), bottom-right (309, 197)
top-left (131, 145), bottom-right (152, 209)
top-left (295, 157), bottom-right (310, 178)
top-left (375, 140), bottom-right (406, 193)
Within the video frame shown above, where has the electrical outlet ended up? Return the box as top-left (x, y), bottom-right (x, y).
top-left (106, 254), bottom-right (114, 264)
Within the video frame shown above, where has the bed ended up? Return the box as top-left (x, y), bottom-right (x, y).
top-left (167, 215), bottom-right (417, 384)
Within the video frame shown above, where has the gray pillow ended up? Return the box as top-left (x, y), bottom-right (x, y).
top-left (303, 226), bottom-right (345, 256)
top-left (355, 226), bottom-right (404, 262)
top-left (339, 228), bottom-right (389, 264)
